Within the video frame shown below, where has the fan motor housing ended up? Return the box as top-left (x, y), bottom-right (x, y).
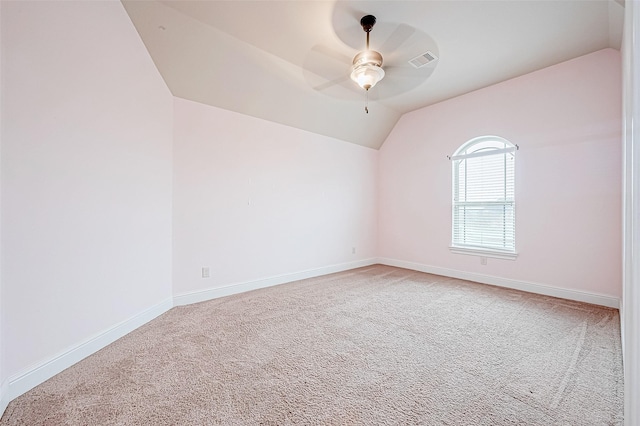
top-left (352, 50), bottom-right (383, 68)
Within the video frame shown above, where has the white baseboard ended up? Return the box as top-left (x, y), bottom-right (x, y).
top-left (2, 256), bottom-right (616, 420)
top-left (4, 297), bottom-right (173, 410)
top-left (0, 378), bottom-right (9, 420)
top-left (173, 258), bottom-right (378, 306)
top-left (1, 260), bottom-right (377, 417)
top-left (378, 258), bottom-right (620, 309)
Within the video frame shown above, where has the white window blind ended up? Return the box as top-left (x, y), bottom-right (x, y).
top-left (451, 137), bottom-right (516, 255)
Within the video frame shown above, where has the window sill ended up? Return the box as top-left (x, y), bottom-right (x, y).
top-left (449, 246), bottom-right (518, 260)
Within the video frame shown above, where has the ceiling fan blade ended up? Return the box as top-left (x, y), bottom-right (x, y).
top-left (302, 44), bottom-right (362, 100)
top-left (384, 64), bottom-right (435, 78)
top-left (375, 64), bottom-right (436, 99)
top-left (330, 5), bottom-right (370, 50)
top-left (314, 75), bottom-right (350, 91)
top-left (380, 24), bottom-right (415, 54)
top-left (303, 45), bottom-right (349, 87)
top-left (311, 45), bottom-right (352, 66)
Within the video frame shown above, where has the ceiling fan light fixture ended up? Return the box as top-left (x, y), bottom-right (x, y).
top-left (350, 63), bottom-right (385, 91)
top-left (350, 50), bottom-right (385, 91)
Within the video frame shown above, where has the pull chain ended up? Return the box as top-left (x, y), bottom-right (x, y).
top-left (365, 89), bottom-right (369, 114)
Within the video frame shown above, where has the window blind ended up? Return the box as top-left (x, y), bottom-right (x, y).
top-left (452, 143), bottom-right (515, 252)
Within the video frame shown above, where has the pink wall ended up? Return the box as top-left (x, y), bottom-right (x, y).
top-left (0, 0), bottom-right (624, 416)
top-left (379, 48), bottom-right (622, 299)
top-left (1, 1), bottom-right (173, 380)
top-left (173, 97), bottom-right (378, 296)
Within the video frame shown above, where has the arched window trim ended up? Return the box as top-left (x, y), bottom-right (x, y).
top-left (449, 135), bottom-right (518, 260)
top-left (450, 135), bottom-right (518, 160)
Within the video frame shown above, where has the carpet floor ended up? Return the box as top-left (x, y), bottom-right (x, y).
top-left (1, 265), bottom-right (623, 425)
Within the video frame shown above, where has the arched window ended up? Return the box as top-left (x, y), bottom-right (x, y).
top-left (450, 136), bottom-right (517, 259)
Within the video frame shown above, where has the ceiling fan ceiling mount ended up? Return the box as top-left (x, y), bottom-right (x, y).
top-left (360, 15), bottom-right (376, 33)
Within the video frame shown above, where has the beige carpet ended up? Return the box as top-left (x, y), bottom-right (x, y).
top-left (1, 265), bottom-right (623, 425)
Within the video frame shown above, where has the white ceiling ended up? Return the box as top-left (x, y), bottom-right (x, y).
top-left (122, 0), bottom-right (624, 149)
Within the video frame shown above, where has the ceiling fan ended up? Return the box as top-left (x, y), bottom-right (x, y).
top-left (303, 12), bottom-right (439, 112)
top-left (350, 15), bottom-right (385, 94)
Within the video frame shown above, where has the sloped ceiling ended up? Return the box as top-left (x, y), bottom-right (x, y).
top-left (122, 0), bottom-right (624, 149)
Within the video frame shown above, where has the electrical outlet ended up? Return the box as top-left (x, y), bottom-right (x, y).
top-left (352, 247), bottom-right (356, 254)
top-left (480, 257), bottom-right (487, 265)
top-left (202, 267), bottom-right (210, 278)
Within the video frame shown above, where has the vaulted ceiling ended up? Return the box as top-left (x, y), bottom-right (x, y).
top-left (122, 0), bottom-right (624, 149)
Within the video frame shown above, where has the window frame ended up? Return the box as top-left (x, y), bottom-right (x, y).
top-left (449, 136), bottom-right (518, 260)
